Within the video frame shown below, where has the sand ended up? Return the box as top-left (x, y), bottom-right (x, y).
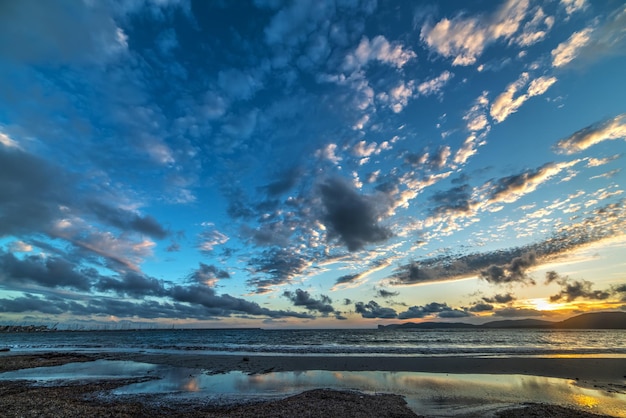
top-left (1, 352), bottom-right (624, 417)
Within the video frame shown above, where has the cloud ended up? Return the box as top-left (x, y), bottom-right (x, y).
top-left (376, 289), bottom-right (399, 298)
top-left (355, 300), bottom-right (397, 318)
top-left (334, 273), bottom-right (363, 287)
top-left (342, 35), bottom-right (416, 72)
top-left (319, 178), bottom-right (392, 251)
top-left (555, 114), bottom-right (626, 154)
top-left (480, 252), bottom-right (537, 285)
top-left (417, 71), bottom-right (454, 96)
top-left (546, 271), bottom-right (611, 302)
top-left (316, 143), bottom-right (343, 165)
top-left (421, 0), bottom-right (529, 66)
top-left (469, 302), bottom-right (494, 312)
top-left (527, 76), bottom-right (558, 97)
top-left (484, 161), bottom-right (579, 205)
top-left (463, 91), bottom-right (490, 132)
top-left (95, 272), bottom-right (166, 298)
top-left (87, 201), bottom-right (168, 239)
top-left (197, 228), bottom-right (229, 253)
top-left (490, 73), bottom-right (557, 123)
top-left (283, 289), bottom-right (336, 315)
top-left (514, 7), bottom-right (554, 47)
top-left (187, 263), bottom-right (230, 286)
top-left (0, 0), bottom-right (128, 66)
top-left (0, 249), bottom-right (93, 291)
top-left (218, 68), bottom-right (264, 101)
top-left (8, 241), bottom-right (33, 253)
top-left (247, 248), bottom-right (310, 293)
top-left (551, 27), bottom-right (594, 67)
top-left (561, 0), bottom-right (587, 15)
top-left (429, 184), bottom-right (474, 218)
top-left (483, 293), bottom-right (516, 303)
top-left (398, 302), bottom-right (469, 319)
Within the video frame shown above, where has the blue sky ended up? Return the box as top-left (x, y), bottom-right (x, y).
top-left (1, 0), bottom-right (625, 328)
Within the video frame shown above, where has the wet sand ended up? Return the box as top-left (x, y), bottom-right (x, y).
top-left (1, 352), bottom-right (624, 417)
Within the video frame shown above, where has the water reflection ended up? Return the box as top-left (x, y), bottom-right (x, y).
top-left (2, 361), bottom-right (624, 416)
top-left (114, 368), bottom-right (626, 417)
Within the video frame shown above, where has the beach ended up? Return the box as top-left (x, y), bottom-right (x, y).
top-left (1, 352), bottom-right (624, 417)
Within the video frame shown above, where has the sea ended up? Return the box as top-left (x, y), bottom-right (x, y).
top-left (3, 327), bottom-right (626, 357)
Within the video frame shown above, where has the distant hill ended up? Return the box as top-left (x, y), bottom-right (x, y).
top-left (378, 311), bottom-right (626, 330)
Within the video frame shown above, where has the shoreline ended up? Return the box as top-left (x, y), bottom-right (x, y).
top-left (1, 352), bottom-right (625, 417)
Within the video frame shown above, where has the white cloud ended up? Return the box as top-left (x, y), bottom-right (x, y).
top-left (198, 229), bottom-right (229, 253)
top-left (463, 91), bottom-right (490, 132)
top-left (421, 0), bottom-right (530, 66)
top-left (316, 143), bottom-right (342, 165)
top-left (9, 241), bottom-right (33, 253)
top-left (561, 0), bottom-right (587, 15)
top-left (551, 27), bottom-right (594, 67)
top-left (490, 73), bottom-right (557, 123)
top-left (586, 155), bottom-right (620, 167)
top-left (527, 76), bottom-right (557, 97)
top-left (556, 114), bottom-right (626, 154)
top-left (417, 71), bottom-right (454, 96)
top-left (484, 160), bottom-right (582, 206)
top-left (0, 131), bottom-right (21, 149)
top-left (343, 35), bottom-right (416, 72)
top-left (490, 72), bottom-right (529, 123)
top-left (515, 7), bottom-right (554, 47)
top-left (384, 81), bottom-right (416, 113)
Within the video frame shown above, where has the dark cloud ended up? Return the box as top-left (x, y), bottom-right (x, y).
top-left (87, 201), bottom-right (168, 239)
top-left (189, 263), bottom-right (230, 283)
top-left (427, 145), bottom-right (451, 170)
top-left (429, 184), bottom-right (473, 217)
top-left (546, 271), bottom-right (611, 302)
top-left (0, 147), bottom-right (70, 237)
top-left (469, 302), bottom-right (494, 312)
top-left (247, 248), bottom-right (309, 293)
top-left (390, 261), bottom-right (434, 285)
top-left (355, 300), bottom-right (397, 319)
top-left (480, 252), bottom-right (537, 285)
top-left (0, 294), bottom-right (65, 315)
top-left (95, 272), bottom-right (166, 298)
top-left (614, 284), bottom-right (626, 301)
top-left (404, 151), bottom-right (427, 167)
top-left (482, 293), bottom-right (516, 304)
top-left (397, 302), bottom-right (469, 319)
top-left (169, 284), bottom-right (314, 319)
top-left (390, 196), bottom-right (626, 287)
top-left (0, 250), bottom-right (92, 291)
top-left (485, 163), bottom-right (564, 204)
top-left (283, 289), bottom-right (336, 315)
top-left (319, 178), bottom-right (392, 251)
top-left (263, 167), bottom-right (302, 196)
top-left (376, 289), bottom-right (399, 298)
top-left (335, 273), bottom-right (362, 286)
top-left (0, 147), bottom-right (168, 243)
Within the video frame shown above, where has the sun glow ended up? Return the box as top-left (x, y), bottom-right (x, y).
top-left (527, 298), bottom-right (567, 311)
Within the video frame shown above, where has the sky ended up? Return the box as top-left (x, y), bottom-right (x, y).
top-left (1, 0), bottom-right (625, 329)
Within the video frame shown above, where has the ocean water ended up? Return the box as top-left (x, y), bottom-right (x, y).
top-left (2, 328), bottom-right (626, 357)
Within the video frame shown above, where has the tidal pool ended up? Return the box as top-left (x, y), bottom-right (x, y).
top-left (2, 360), bottom-right (625, 417)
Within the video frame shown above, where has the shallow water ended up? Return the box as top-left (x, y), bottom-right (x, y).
top-left (1, 360), bottom-right (625, 417)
